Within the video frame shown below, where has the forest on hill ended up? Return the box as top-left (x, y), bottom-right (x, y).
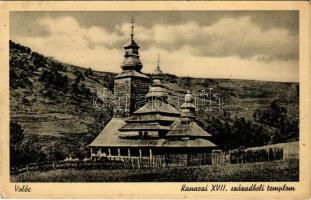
top-left (9, 40), bottom-right (299, 168)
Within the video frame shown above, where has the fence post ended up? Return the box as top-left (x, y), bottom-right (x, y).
top-left (108, 148), bottom-right (111, 157)
top-left (139, 149), bottom-right (142, 169)
top-left (137, 158), bottom-right (140, 170)
top-left (149, 149), bottom-right (152, 167)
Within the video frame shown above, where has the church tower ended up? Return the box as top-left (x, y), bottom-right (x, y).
top-left (113, 17), bottom-right (150, 117)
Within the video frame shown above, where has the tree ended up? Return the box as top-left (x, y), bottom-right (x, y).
top-left (185, 77), bottom-right (191, 90)
top-left (254, 99), bottom-right (298, 143)
top-left (207, 115), bottom-right (271, 150)
top-left (39, 68), bottom-right (68, 91)
top-left (10, 122), bottom-right (24, 147)
top-left (85, 67), bottom-right (93, 77)
top-left (74, 70), bottom-right (85, 81)
top-left (32, 52), bottom-right (46, 68)
top-left (47, 144), bottom-right (66, 161)
top-left (223, 109), bottom-right (231, 121)
top-left (10, 122), bottom-right (48, 167)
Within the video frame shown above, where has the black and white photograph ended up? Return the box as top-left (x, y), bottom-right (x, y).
top-left (9, 10), bottom-right (300, 183)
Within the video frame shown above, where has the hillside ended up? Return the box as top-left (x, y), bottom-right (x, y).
top-left (9, 41), bottom-right (299, 165)
top-left (9, 41), bottom-right (115, 160)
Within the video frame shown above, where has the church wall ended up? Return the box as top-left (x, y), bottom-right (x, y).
top-left (113, 77), bottom-right (132, 117)
top-left (113, 76), bottom-right (150, 117)
top-left (130, 77), bottom-right (150, 112)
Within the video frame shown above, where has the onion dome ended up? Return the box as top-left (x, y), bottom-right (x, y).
top-left (146, 55), bottom-right (168, 102)
top-left (120, 17), bottom-right (143, 72)
top-left (146, 79), bottom-right (168, 101)
top-left (152, 54), bottom-right (164, 80)
top-left (121, 56), bottom-right (142, 71)
top-left (146, 56), bottom-right (168, 100)
top-left (181, 90), bottom-right (196, 120)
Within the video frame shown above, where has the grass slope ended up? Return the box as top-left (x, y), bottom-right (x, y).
top-left (11, 160), bottom-right (298, 182)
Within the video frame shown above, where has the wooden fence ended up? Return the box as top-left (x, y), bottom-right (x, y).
top-left (9, 150), bottom-right (280, 175)
top-left (11, 142), bottom-right (298, 175)
top-left (11, 153), bottom-right (213, 174)
top-left (11, 160), bottom-right (128, 175)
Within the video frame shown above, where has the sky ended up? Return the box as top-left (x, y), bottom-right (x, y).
top-left (10, 11), bottom-right (299, 82)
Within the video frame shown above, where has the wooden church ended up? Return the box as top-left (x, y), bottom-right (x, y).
top-left (89, 19), bottom-right (217, 166)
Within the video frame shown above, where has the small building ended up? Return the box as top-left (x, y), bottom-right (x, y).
top-left (89, 19), bottom-right (217, 167)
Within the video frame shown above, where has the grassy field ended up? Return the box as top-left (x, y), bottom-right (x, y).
top-left (11, 160), bottom-right (298, 182)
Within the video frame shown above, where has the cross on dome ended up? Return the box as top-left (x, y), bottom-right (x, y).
top-left (152, 53), bottom-right (164, 80)
top-left (157, 53), bottom-right (160, 69)
top-left (130, 16), bottom-right (134, 40)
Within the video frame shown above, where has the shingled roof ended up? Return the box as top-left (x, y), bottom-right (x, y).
top-left (120, 122), bottom-right (171, 131)
top-left (89, 118), bottom-right (216, 148)
top-left (166, 119), bottom-right (212, 138)
top-left (125, 114), bottom-right (177, 123)
top-left (89, 118), bottom-right (126, 147)
top-left (134, 100), bottom-right (181, 116)
top-left (114, 70), bottom-right (150, 79)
